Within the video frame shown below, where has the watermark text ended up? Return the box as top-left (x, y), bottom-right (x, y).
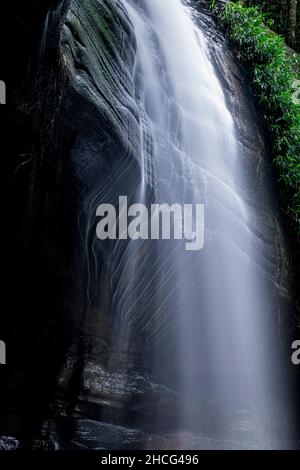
top-left (0, 340), bottom-right (6, 365)
top-left (96, 196), bottom-right (205, 251)
top-left (0, 80), bottom-right (6, 105)
top-left (292, 80), bottom-right (300, 105)
top-left (291, 340), bottom-right (300, 366)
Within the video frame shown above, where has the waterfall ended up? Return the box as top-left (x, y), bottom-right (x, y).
top-left (3, 0), bottom-right (298, 452)
top-left (103, 0), bottom-right (294, 448)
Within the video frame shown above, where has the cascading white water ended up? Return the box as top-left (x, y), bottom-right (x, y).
top-left (110, 0), bottom-right (293, 448)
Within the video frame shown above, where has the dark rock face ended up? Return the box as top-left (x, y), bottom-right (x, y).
top-left (0, 437), bottom-right (19, 451)
top-left (1, 0), bottom-right (298, 450)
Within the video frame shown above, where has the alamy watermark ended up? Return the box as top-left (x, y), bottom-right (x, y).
top-left (0, 80), bottom-right (6, 104)
top-left (291, 340), bottom-right (300, 366)
top-left (0, 340), bottom-right (6, 365)
top-left (96, 196), bottom-right (205, 251)
top-left (292, 80), bottom-right (300, 105)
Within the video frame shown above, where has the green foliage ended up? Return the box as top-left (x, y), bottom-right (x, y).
top-left (243, 0), bottom-right (300, 51)
top-left (214, 1), bottom-right (300, 237)
top-left (245, 1), bottom-right (287, 36)
top-left (210, 0), bottom-right (217, 12)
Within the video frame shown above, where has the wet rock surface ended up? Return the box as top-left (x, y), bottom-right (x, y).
top-left (0, 437), bottom-right (19, 451)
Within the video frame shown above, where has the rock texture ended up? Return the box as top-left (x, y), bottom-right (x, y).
top-left (0, 437), bottom-right (19, 451)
